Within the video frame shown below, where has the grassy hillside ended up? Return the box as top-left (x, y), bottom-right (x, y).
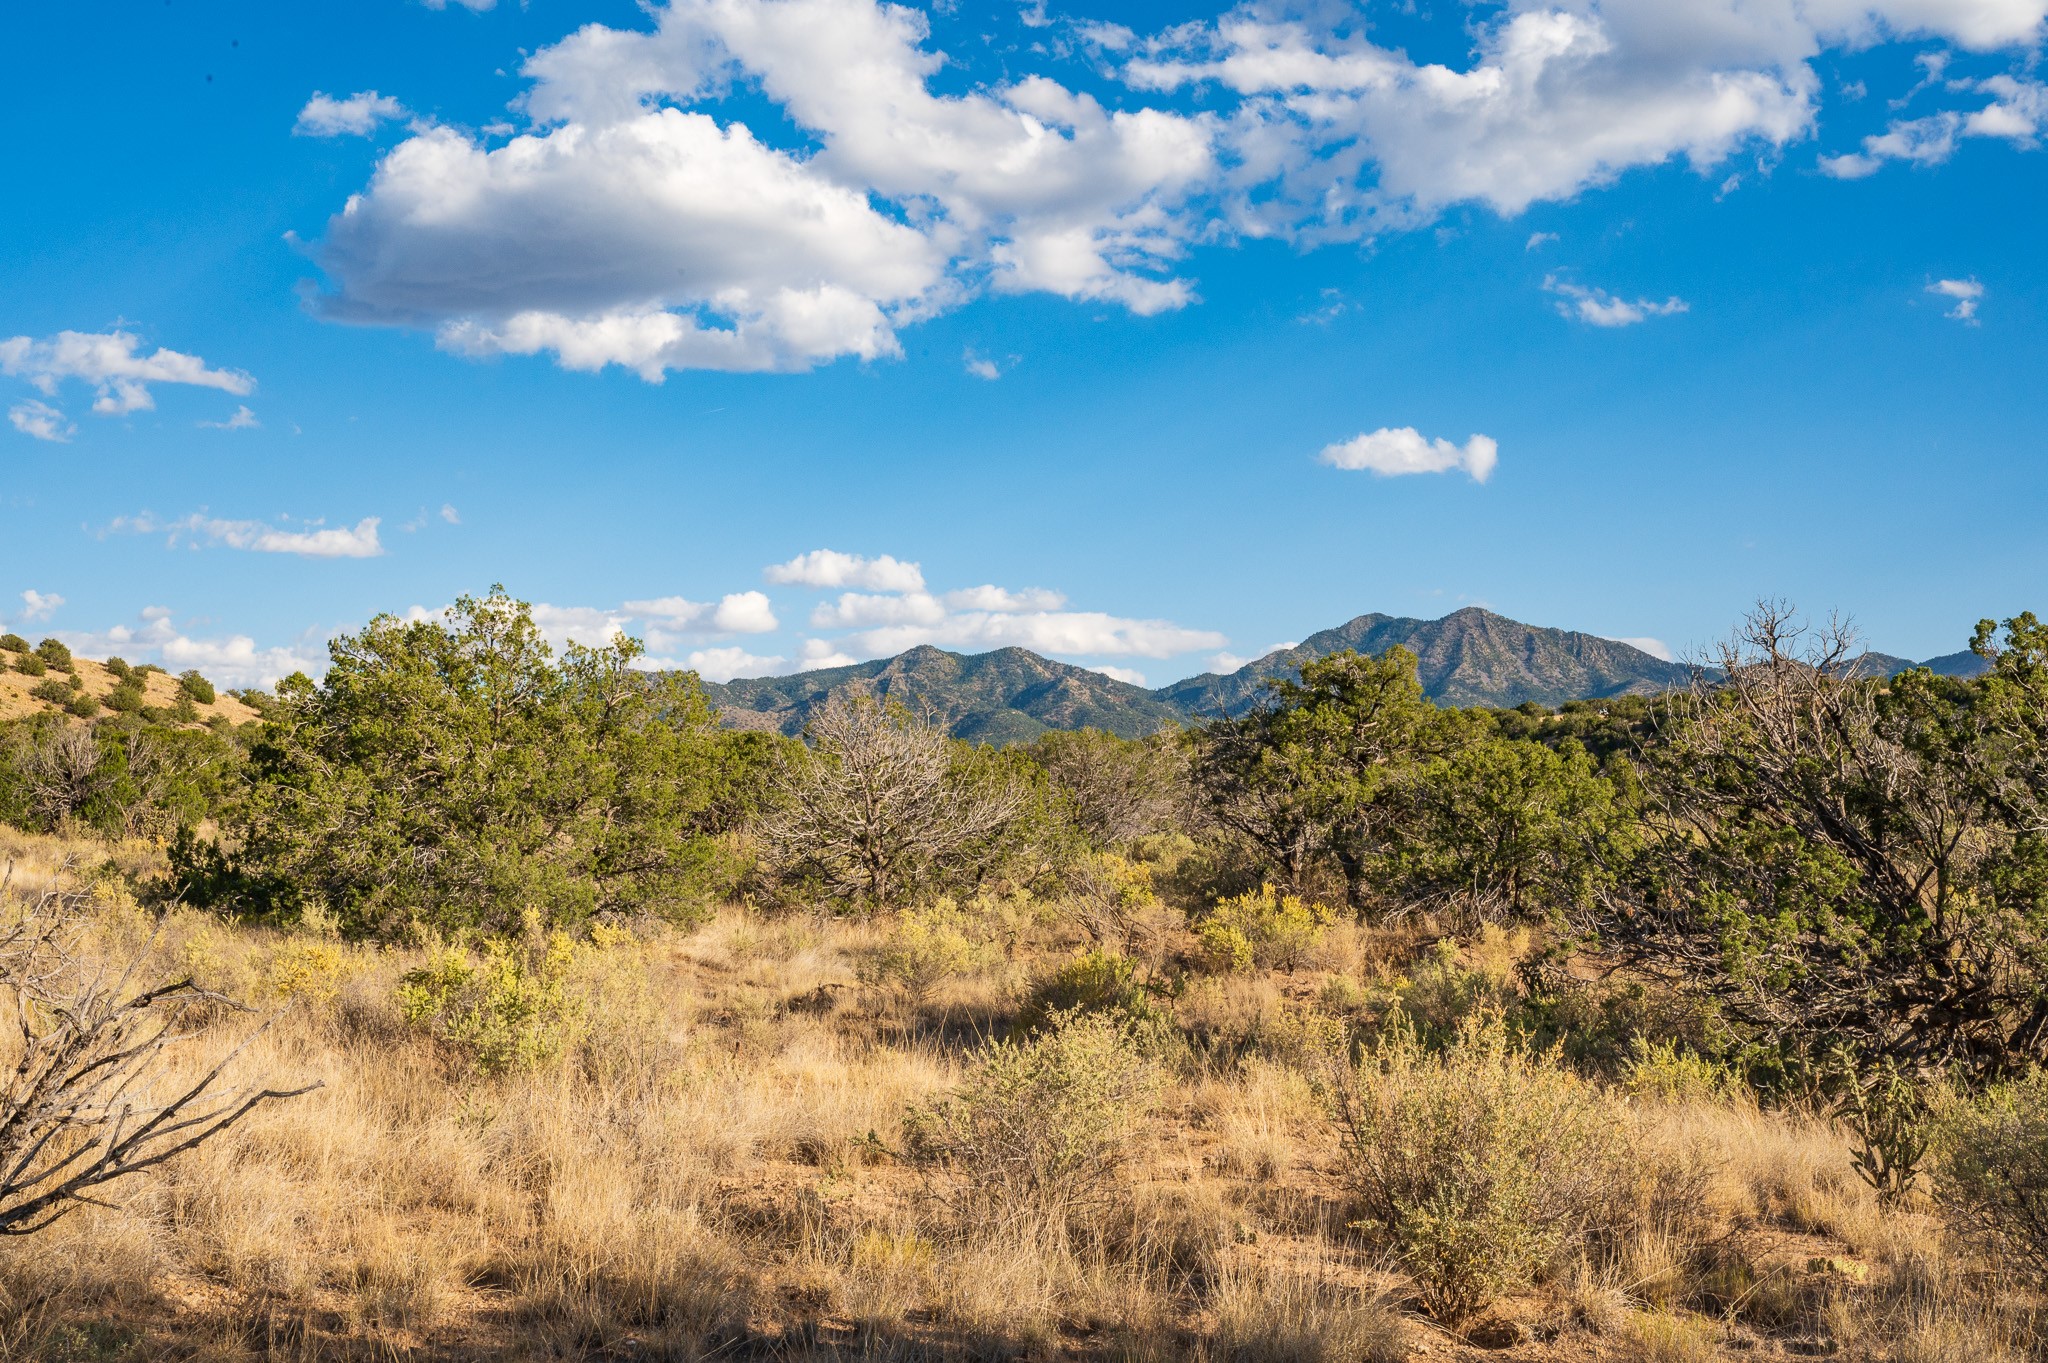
top-left (0, 652), bottom-right (253, 727)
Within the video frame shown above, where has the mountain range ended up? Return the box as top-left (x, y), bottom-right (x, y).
top-left (700, 606), bottom-right (1989, 742)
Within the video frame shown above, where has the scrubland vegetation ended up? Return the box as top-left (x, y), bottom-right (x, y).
top-left (4, 590), bottom-right (2048, 1360)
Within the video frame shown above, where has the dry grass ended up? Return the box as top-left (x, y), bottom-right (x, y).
top-left (0, 829), bottom-right (2036, 1362)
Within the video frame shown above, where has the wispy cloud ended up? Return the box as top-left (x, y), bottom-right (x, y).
top-left (1544, 276), bottom-right (1689, 328)
top-left (8, 399), bottom-right (73, 443)
top-left (199, 404), bottom-right (259, 430)
top-left (109, 512), bottom-right (384, 559)
top-left (0, 328), bottom-right (253, 418)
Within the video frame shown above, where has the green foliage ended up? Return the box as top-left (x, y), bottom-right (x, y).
top-left (396, 922), bottom-right (581, 1074)
top-left (29, 679), bottom-right (71, 707)
top-left (1330, 1012), bottom-right (1631, 1324)
top-left (860, 898), bottom-right (998, 1007)
top-left (1197, 649), bottom-right (1448, 905)
top-left (0, 633), bottom-right (27, 654)
top-left (1623, 607), bottom-right (2048, 1190)
top-left (1932, 1068), bottom-right (2048, 1277)
top-left (103, 657), bottom-right (132, 681)
top-left (64, 691), bottom-right (101, 719)
top-left (905, 1007), bottom-right (1161, 1229)
top-left (1197, 884), bottom-right (1335, 972)
top-left (14, 651), bottom-right (46, 677)
top-left (1392, 735), bottom-right (1635, 923)
top-left (177, 670), bottom-right (216, 705)
top-left (35, 638), bottom-right (72, 671)
top-left (104, 682), bottom-right (147, 715)
top-left (1018, 947), bottom-right (1174, 1046)
top-left (197, 587), bottom-right (744, 937)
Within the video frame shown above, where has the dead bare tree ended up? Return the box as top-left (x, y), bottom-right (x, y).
top-left (759, 695), bottom-right (1026, 904)
top-left (1034, 727), bottom-right (1191, 847)
top-left (17, 725), bottom-right (113, 830)
top-left (1619, 602), bottom-right (2048, 1198)
top-left (0, 860), bottom-right (317, 1234)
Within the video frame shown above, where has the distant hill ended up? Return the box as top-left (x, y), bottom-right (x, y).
top-left (698, 608), bottom-right (1998, 743)
top-left (1919, 649), bottom-right (1991, 678)
top-left (1156, 607), bottom-right (1693, 716)
top-left (703, 644), bottom-right (1185, 743)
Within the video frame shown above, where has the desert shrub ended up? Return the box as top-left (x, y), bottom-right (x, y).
top-left (35, 639), bottom-right (72, 671)
top-left (0, 633), bottom-right (27, 653)
top-left (396, 924), bottom-right (581, 1074)
top-left (1197, 885), bottom-right (1334, 973)
top-left (1624, 1037), bottom-right (1740, 1106)
top-left (103, 657), bottom-right (132, 681)
top-left (905, 1007), bottom-right (1160, 1231)
top-left (64, 693), bottom-right (100, 720)
top-left (104, 682), bottom-right (146, 715)
top-left (1329, 1011), bottom-right (1631, 1324)
top-left (1931, 1070), bottom-right (2048, 1277)
top-left (176, 669), bottom-right (216, 705)
top-left (1017, 947), bottom-right (1174, 1047)
top-left (29, 679), bottom-right (71, 707)
top-left (1207, 1260), bottom-right (1408, 1363)
top-left (166, 694), bottom-right (199, 724)
top-left (13, 652), bottom-right (45, 677)
top-left (860, 898), bottom-right (998, 1007)
top-left (266, 937), bottom-right (364, 1003)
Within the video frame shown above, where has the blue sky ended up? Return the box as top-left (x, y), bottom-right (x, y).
top-left (3, 0), bottom-right (2044, 689)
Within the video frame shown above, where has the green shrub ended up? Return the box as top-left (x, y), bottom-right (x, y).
top-left (14, 651), bottom-right (46, 677)
top-left (1198, 884), bottom-right (1335, 972)
top-left (1330, 1011), bottom-right (1632, 1324)
top-left (1623, 1036), bottom-right (1739, 1106)
top-left (167, 694), bottom-right (200, 724)
top-left (859, 898), bottom-right (997, 1008)
top-left (104, 656), bottom-right (132, 681)
top-left (105, 681), bottom-right (147, 714)
top-left (1932, 1070), bottom-right (2048, 1277)
top-left (0, 633), bottom-right (27, 653)
top-left (905, 1007), bottom-right (1160, 1230)
top-left (36, 638), bottom-right (73, 671)
top-left (1018, 947), bottom-right (1175, 1046)
top-left (29, 678), bottom-right (71, 706)
top-left (396, 925), bottom-right (582, 1074)
top-left (177, 669), bottom-right (216, 705)
top-left (65, 691), bottom-right (101, 719)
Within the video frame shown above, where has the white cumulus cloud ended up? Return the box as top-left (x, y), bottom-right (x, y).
top-left (1320, 427), bottom-right (1499, 482)
top-left (307, 0), bottom-right (1212, 378)
top-left (295, 91), bottom-right (408, 137)
top-left (712, 590), bottom-right (779, 633)
top-left (1929, 276), bottom-right (1986, 323)
top-left (686, 646), bottom-right (788, 681)
top-left (765, 549), bottom-right (925, 593)
top-left (0, 329), bottom-right (253, 417)
top-left (9, 399), bottom-right (73, 443)
top-left (19, 589), bottom-right (64, 623)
